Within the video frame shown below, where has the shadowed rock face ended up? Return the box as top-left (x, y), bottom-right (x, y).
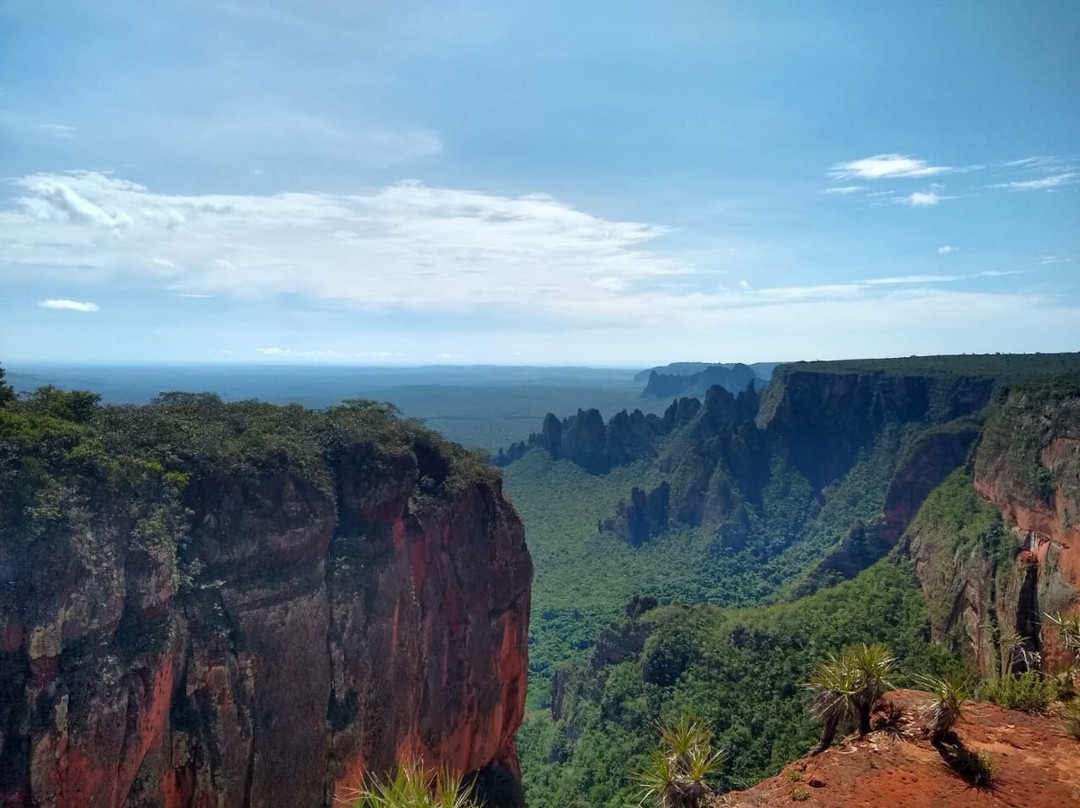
top-left (0, 426), bottom-right (531, 808)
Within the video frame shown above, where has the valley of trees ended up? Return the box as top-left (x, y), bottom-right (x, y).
top-left (502, 354), bottom-right (1080, 806)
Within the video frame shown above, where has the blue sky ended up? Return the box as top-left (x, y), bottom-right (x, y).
top-left (1, 0), bottom-right (1078, 365)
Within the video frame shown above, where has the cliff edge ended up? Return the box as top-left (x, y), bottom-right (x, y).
top-left (0, 390), bottom-right (532, 808)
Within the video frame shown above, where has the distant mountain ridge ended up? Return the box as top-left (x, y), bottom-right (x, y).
top-left (637, 361), bottom-right (778, 398)
top-left (633, 361), bottom-right (779, 383)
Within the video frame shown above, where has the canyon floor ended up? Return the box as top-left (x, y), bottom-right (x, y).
top-left (720, 690), bottom-right (1080, 808)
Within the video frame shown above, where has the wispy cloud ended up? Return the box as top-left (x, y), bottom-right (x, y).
top-left (3, 171), bottom-right (1066, 340)
top-left (2, 172), bottom-right (680, 322)
top-left (897, 190), bottom-right (947, 208)
top-left (822, 185), bottom-right (864, 195)
top-left (38, 123), bottom-right (78, 140)
top-left (40, 298), bottom-right (99, 312)
top-left (828, 154), bottom-right (951, 180)
top-left (1002, 156), bottom-right (1062, 168)
top-left (865, 274), bottom-right (960, 285)
top-left (1040, 255), bottom-right (1073, 265)
top-left (989, 172), bottom-right (1078, 192)
top-left (938, 245), bottom-right (957, 254)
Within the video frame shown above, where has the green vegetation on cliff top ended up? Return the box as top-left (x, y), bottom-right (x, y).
top-left (778, 352), bottom-right (1080, 382)
top-left (0, 379), bottom-right (493, 557)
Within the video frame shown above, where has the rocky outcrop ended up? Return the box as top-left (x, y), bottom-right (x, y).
top-left (972, 383), bottom-right (1080, 671)
top-left (0, 402), bottom-right (532, 808)
top-left (721, 689), bottom-right (1080, 808)
top-left (600, 483), bottom-right (671, 546)
top-left (642, 364), bottom-right (758, 399)
top-left (493, 404), bottom-right (672, 472)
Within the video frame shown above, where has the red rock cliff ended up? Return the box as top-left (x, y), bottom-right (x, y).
top-left (0, 404), bottom-right (532, 808)
top-left (972, 384), bottom-right (1080, 671)
top-left (903, 383), bottom-right (1079, 675)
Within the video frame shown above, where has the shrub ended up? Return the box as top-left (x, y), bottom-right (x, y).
top-left (915, 672), bottom-right (969, 743)
top-left (979, 672), bottom-right (1058, 713)
top-left (347, 759), bottom-right (478, 808)
top-left (637, 717), bottom-right (726, 808)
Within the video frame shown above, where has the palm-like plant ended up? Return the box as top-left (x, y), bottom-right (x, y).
top-left (915, 672), bottom-right (968, 744)
top-left (847, 643), bottom-right (896, 735)
top-left (806, 653), bottom-right (860, 754)
top-left (1046, 611), bottom-right (1080, 667)
top-left (637, 716), bottom-right (727, 808)
top-left (806, 643), bottom-right (895, 751)
top-left (349, 759), bottom-right (479, 808)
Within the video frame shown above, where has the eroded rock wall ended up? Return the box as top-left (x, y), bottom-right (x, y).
top-left (0, 435), bottom-right (531, 808)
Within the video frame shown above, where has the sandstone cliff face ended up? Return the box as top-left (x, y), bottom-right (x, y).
top-left (0, 404), bottom-right (532, 808)
top-left (904, 383), bottom-right (1080, 675)
top-left (972, 384), bottom-right (1080, 671)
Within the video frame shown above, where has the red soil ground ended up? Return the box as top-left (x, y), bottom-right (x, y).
top-left (719, 690), bottom-right (1080, 808)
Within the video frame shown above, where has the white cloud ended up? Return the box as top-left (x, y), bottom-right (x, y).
top-left (978, 270), bottom-right (1025, 277)
top-left (3, 171), bottom-right (1068, 350)
top-left (898, 191), bottom-right (946, 208)
top-left (828, 154), bottom-right (951, 180)
top-left (592, 276), bottom-right (625, 292)
top-left (40, 298), bottom-right (99, 312)
top-left (990, 172), bottom-right (1078, 192)
top-left (1040, 255), bottom-right (1073, 265)
top-left (938, 245), bottom-right (957, 254)
top-left (822, 186), bottom-right (864, 195)
top-left (0, 171), bottom-right (683, 322)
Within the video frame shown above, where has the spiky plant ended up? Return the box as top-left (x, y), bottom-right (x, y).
top-left (846, 643), bottom-right (896, 735)
top-left (915, 672), bottom-right (968, 744)
top-left (349, 759), bottom-right (479, 808)
top-left (805, 653), bottom-right (859, 754)
top-left (1046, 611), bottom-right (1080, 668)
top-left (637, 716), bottom-right (726, 808)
